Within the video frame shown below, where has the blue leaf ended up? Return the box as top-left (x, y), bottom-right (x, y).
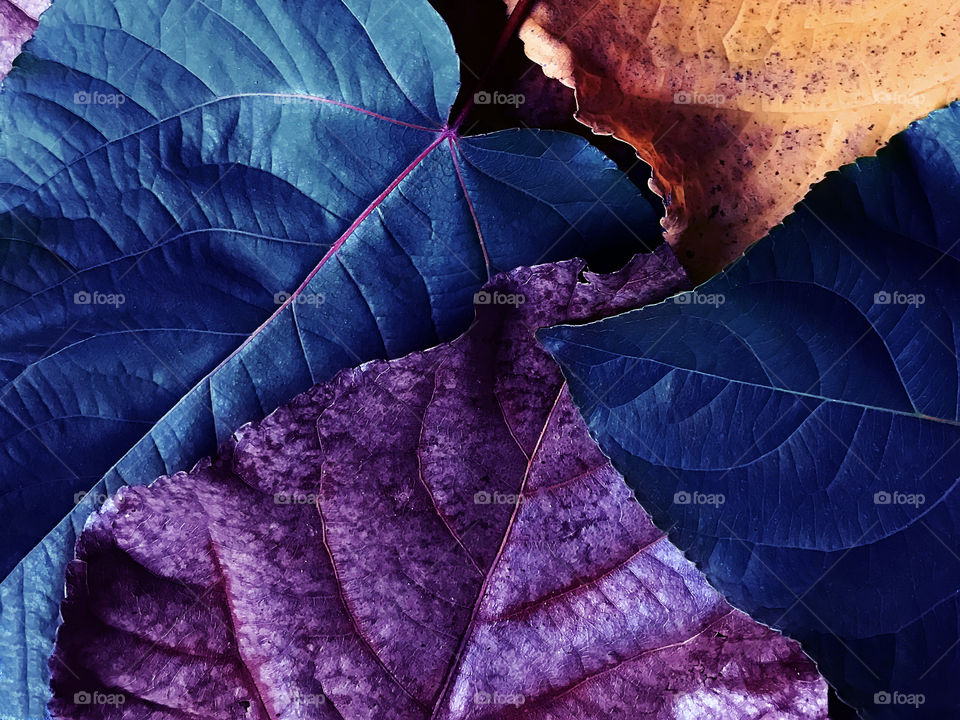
top-left (542, 102), bottom-right (960, 719)
top-left (0, 0), bottom-right (660, 715)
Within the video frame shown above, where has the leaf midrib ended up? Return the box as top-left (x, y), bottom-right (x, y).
top-left (0, 91), bottom-right (438, 216)
top-left (558, 336), bottom-right (960, 426)
top-left (426, 383), bottom-right (568, 719)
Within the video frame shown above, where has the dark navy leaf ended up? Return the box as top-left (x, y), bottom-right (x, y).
top-left (542, 102), bottom-right (960, 719)
top-left (0, 0), bottom-right (660, 714)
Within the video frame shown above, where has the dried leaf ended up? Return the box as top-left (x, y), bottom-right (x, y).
top-left (508, 0), bottom-right (960, 279)
top-left (0, 0), bottom-right (45, 76)
top-left (50, 250), bottom-right (829, 719)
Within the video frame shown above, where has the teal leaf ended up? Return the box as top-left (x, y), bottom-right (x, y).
top-left (0, 0), bottom-right (660, 715)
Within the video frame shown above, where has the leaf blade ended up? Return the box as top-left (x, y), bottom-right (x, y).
top-left (49, 250), bottom-right (828, 720)
top-left (0, 0), bottom-right (663, 714)
top-left (543, 102), bottom-right (960, 718)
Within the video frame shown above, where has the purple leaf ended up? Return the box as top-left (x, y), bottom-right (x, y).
top-left (0, 0), bottom-right (44, 76)
top-left (50, 249), bottom-right (827, 719)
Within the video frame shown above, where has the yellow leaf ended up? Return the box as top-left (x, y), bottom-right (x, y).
top-left (508, 0), bottom-right (960, 280)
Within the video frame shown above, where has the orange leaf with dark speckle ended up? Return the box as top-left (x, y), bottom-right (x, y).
top-left (507, 0), bottom-right (960, 280)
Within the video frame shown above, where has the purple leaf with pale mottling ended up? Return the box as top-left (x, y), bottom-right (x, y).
top-left (50, 248), bottom-right (828, 719)
top-left (0, 0), bottom-right (45, 76)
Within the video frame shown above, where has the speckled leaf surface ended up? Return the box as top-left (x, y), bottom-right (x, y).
top-left (48, 250), bottom-right (828, 720)
top-left (0, 0), bottom-right (44, 76)
top-left (542, 103), bottom-right (960, 719)
top-left (0, 0), bottom-right (665, 713)
top-left (508, 0), bottom-right (960, 280)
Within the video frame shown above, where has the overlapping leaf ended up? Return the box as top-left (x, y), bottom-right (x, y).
top-left (0, 0), bottom-right (43, 75)
top-left (50, 250), bottom-right (829, 720)
top-left (427, 0), bottom-right (577, 134)
top-left (509, 0), bottom-right (960, 279)
top-left (543, 102), bottom-right (960, 719)
top-left (0, 0), bottom-right (663, 714)
top-left (428, 0), bottom-right (661, 207)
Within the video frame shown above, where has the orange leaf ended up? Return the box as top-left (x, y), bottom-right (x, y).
top-left (508, 0), bottom-right (960, 280)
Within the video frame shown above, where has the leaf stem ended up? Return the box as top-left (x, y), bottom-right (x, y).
top-left (450, 0), bottom-right (537, 132)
